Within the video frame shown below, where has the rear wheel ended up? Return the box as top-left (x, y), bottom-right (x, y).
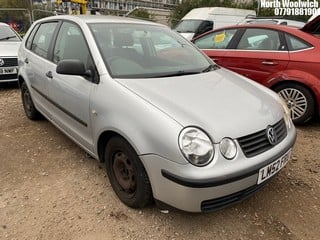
top-left (21, 82), bottom-right (41, 120)
top-left (105, 136), bottom-right (153, 208)
top-left (274, 83), bottom-right (315, 125)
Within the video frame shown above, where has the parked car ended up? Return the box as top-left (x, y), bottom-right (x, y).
top-left (0, 22), bottom-right (22, 83)
top-left (240, 16), bottom-right (305, 28)
top-left (192, 16), bottom-right (320, 124)
top-left (18, 15), bottom-right (296, 213)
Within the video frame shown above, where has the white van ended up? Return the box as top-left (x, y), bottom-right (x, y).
top-left (174, 7), bottom-right (256, 40)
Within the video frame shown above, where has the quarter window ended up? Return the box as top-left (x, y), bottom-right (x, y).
top-left (25, 24), bottom-right (39, 50)
top-left (31, 22), bottom-right (57, 59)
top-left (194, 29), bottom-right (237, 49)
top-left (285, 33), bottom-right (312, 51)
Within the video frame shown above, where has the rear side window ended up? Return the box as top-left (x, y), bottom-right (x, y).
top-left (237, 28), bottom-right (282, 50)
top-left (194, 29), bottom-right (237, 49)
top-left (30, 22), bottom-right (57, 59)
top-left (285, 33), bottom-right (312, 51)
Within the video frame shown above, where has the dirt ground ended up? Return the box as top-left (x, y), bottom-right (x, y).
top-left (0, 84), bottom-right (319, 240)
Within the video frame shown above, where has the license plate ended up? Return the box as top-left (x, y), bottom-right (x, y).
top-left (257, 149), bottom-right (292, 184)
top-left (0, 67), bottom-right (17, 75)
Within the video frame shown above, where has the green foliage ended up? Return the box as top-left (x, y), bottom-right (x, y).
top-left (0, 0), bottom-right (32, 34)
top-left (0, 0), bottom-right (30, 9)
top-left (170, 0), bottom-right (254, 27)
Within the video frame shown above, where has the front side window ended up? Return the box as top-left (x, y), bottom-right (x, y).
top-left (237, 28), bottom-right (282, 51)
top-left (89, 23), bottom-right (212, 78)
top-left (31, 22), bottom-right (57, 59)
top-left (285, 33), bottom-right (312, 51)
top-left (194, 29), bottom-right (237, 49)
top-left (53, 22), bottom-right (90, 67)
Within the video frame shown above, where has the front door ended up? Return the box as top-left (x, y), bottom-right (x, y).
top-left (47, 21), bottom-right (95, 152)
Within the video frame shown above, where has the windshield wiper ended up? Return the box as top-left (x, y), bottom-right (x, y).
top-left (156, 70), bottom-right (201, 78)
top-left (201, 64), bottom-right (219, 72)
top-left (0, 36), bottom-right (17, 41)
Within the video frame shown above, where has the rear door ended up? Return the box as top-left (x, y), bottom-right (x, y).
top-left (23, 21), bottom-right (59, 116)
top-left (222, 28), bottom-right (289, 84)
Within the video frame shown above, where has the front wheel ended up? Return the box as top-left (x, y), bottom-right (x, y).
top-left (105, 136), bottom-right (153, 208)
top-left (274, 83), bottom-right (315, 125)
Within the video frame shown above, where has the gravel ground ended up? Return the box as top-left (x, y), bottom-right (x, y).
top-left (0, 85), bottom-right (319, 240)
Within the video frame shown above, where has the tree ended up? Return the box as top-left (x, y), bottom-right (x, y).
top-left (0, 0), bottom-right (32, 34)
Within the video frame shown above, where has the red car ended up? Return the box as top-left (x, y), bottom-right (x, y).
top-left (192, 16), bottom-right (320, 124)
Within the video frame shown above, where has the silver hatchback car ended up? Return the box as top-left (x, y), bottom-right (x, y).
top-left (0, 22), bottom-right (21, 83)
top-left (18, 15), bottom-right (296, 212)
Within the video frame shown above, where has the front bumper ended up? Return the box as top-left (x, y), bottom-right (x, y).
top-left (140, 126), bottom-right (296, 213)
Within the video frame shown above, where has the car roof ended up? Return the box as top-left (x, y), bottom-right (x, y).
top-left (242, 18), bottom-right (305, 27)
top-left (34, 15), bottom-right (165, 27)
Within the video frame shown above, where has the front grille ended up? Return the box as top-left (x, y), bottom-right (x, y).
top-left (201, 178), bottom-right (271, 212)
top-left (238, 119), bottom-right (287, 158)
top-left (0, 74), bottom-right (17, 80)
top-left (0, 58), bottom-right (18, 67)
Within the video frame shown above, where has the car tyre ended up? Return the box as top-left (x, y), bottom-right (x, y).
top-left (21, 82), bottom-right (41, 120)
top-left (105, 136), bottom-right (153, 208)
top-left (274, 83), bottom-right (315, 125)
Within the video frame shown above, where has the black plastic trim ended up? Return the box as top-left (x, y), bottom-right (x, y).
top-left (31, 85), bottom-right (87, 127)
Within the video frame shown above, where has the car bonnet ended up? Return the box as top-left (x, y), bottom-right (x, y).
top-left (117, 68), bottom-right (284, 142)
top-left (0, 42), bottom-right (21, 57)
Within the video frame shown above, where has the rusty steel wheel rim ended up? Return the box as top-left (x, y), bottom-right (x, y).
top-left (112, 151), bottom-right (136, 195)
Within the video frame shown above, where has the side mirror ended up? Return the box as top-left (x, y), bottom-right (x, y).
top-left (56, 59), bottom-right (91, 77)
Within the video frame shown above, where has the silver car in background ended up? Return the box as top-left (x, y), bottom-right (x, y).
top-left (18, 15), bottom-right (296, 212)
top-left (0, 22), bottom-right (21, 83)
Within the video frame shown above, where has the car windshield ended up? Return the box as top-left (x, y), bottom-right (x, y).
top-left (89, 23), bottom-right (212, 78)
top-left (174, 20), bottom-right (207, 33)
top-left (0, 25), bottom-right (21, 41)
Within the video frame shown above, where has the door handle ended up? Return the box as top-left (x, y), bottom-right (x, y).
top-left (46, 71), bottom-right (53, 79)
top-left (24, 58), bottom-right (29, 64)
top-left (261, 61), bottom-right (278, 66)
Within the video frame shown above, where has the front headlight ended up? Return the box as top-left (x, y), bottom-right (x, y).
top-left (220, 138), bottom-right (237, 160)
top-left (179, 127), bottom-right (214, 166)
top-left (280, 97), bottom-right (292, 129)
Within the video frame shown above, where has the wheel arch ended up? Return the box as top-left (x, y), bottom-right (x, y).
top-left (97, 130), bottom-right (119, 163)
top-left (271, 80), bottom-right (318, 114)
top-left (97, 130), bottom-right (140, 164)
top-left (18, 75), bottom-right (25, 88)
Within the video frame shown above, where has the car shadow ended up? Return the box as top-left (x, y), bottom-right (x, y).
top-left (0, 82), bottom-right (19, 90)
